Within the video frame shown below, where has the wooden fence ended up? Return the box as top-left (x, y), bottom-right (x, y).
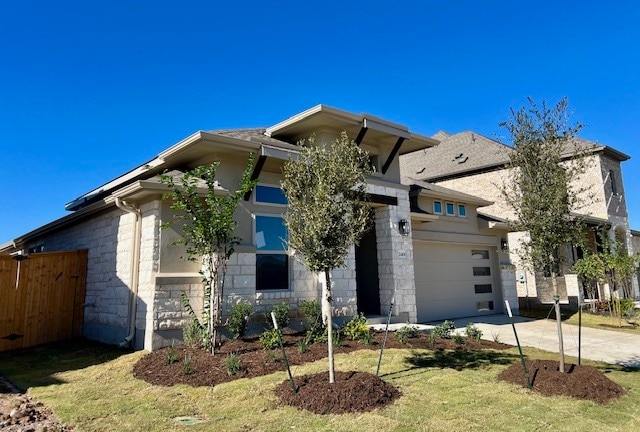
top-left (0, 250), bottom-right (87, 352)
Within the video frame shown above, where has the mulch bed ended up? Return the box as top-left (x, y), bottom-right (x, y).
top-left (497, 359), bottom-right (626, 404)
top-left (133, 330), bottom-right (508, 388)
top-left (274, 371), bottom-right (400, 414)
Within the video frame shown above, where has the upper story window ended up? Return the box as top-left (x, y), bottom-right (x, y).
top-left (609, 170), bottom-right (618, 196)
top-left (254, 184), bottom-right (288, 206)
top-left (445, 202), bottom-right (455, 216)
top-left (433, 200), bottom-right (443, 214)
top-left (457, 204), bottom-right (467, 218)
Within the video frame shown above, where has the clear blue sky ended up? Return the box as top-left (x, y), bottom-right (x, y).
top-left (1, 1), bottom-right (639, 243)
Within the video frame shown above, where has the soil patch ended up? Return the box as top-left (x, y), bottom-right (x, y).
top-left (133, 331), bottom-right (509, 387)
top-left (497, 359), bottom-right (626, 404)
top-left (599, 323), bottom-right (638, 330)
top-left (274, 371), bottom-right (400, 414)
top-left (0, 376), bottom-right (72, 431)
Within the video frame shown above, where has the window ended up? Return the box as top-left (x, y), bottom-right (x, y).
top-left (473, 266), bottom-right (491, 276)
top-left (471, 250), bottom-right (489, 259)
top-left (476, 301), bottom-right (494, 312)
top-left (445, 202), bottom-right (455, 216)
top-left (255, 215), bottom-right (289, 290)
top-left (457, 204), bottom-right (467, 218)
top-left (433, 200), bottom-right (443, 214)
top-left (474, 284), bottom-right (493, 294)
top-left (609, 170), bottom-right (618, 196)
top-left (255, 184), bottom-right (287, 205)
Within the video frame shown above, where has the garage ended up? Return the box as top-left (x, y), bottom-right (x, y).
top-left (413, 242), bottom-right (501, 322)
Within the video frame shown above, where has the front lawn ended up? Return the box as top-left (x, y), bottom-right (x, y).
top-left (520, 307), bottom-right (640, 335)
top-left (1, 340), bottom-right (638, 431)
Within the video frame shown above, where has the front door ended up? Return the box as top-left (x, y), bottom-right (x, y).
top-left (355, 224), bottom-right (381, 315)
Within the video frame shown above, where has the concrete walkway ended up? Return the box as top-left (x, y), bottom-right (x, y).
top-left (371, 315), bottom-right (640, 368)
top-left (451, 314), bottom-right (640, 369)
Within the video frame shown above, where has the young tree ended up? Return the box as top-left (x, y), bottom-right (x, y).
top-left (160, 156), bottom-right (257, 354)
top-left (282, 132), bottom-right (372, 383)
top-left (501, 97), bottom-right (591, 372)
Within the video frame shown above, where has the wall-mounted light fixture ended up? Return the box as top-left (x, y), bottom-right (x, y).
top-left (399, 219), bottom-right (411, 236)
top-left (500, 238), bottom-right (508, 250)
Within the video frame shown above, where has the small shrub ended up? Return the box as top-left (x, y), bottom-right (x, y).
top-left (182, 353), bottom-right (192, 375)
top-left (183, 317), bottom-right (205, 348)
top-left (491, 331), bottom-right (501, 343)
top-left (432, 320), bottom-right (456, 339)
top-left (266, 303), bottom-right (290, 329)
top-left (342, 313), bottom-right (372, 343)
top-left (224, 352), bottom-right (244, 376)
top-left (300, 299), bottom-right (325, 343)
top-left (332, 330), bottom-right (343, 347)
top-left (465, 323), bottom-right (483, 342)
top-left (396, 325), bottom-right (418, 345)
top-left (297, 339), bottom-right (308, 354)
top-left (453, 332), bottom-right (465, 344)
top-left (429, 331), bottom-right (436, 346)
top-left (165, 341), bottom-right (178, 365)
top-left (619, 298), bottom-right (636, 317)
top-left (227, 302), bottom-right (253, 339)
top-left (259, 329), bottom-right (281, 351)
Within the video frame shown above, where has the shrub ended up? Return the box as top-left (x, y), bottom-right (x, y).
top-left (165, 341), bottom-right (178, 365)
top-left (259, 328), bottom-right (281, 350)
top-left (619, 298), bottom-right (636, 317)
top-left (432, 320), bottom-right (456, 339)
top-left (342, 313), bottom-right (372, 343)
top-left (396, 325), bottom-right (418, 345)
top-left (465, 323), bottom-right (483, 342)
top-left (183, 317), bottom-right (206, 348)
top-left (182, 353), bottom-right (192, 375)
top-left (300, 299), bottom-right (325, 343)
top-left (227, 302), bottom-right (253, 339)
top-left (453, 332), bottom-right (465, 344)
top-left (297, 339), bottom-right (308, 354)
top-left (266, 303), bottom-right (290, 329)
top-left (223, 352), bottom-right (244, 376)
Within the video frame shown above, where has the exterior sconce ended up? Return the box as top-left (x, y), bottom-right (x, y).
top-left (399, 219), bottom-right (411, 236)
top-left (500, 238), bottom-right (508, 251)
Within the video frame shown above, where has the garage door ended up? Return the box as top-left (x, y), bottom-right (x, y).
top-left (413, 243), bottom-right (501, 322)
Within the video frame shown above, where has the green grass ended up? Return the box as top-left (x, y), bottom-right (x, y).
top-left (1, 339), bottom-right (639, 432)
top-left (520, 307), bottom-right (640, 335)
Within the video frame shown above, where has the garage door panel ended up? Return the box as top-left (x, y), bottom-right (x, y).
top-left (413, 242), bottom-right (500, 323)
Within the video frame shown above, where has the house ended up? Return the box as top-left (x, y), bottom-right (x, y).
top-left (400, 130), bottom-right (640, 308)
top-left (0, 106), bottom-right (520, 351)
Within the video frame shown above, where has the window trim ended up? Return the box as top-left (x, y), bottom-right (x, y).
top-left (433, 200), bottom-right (443, 215)
top-left (253, 183), bottom-right (288, 207)
top-left (445, 201), bottom-right (456, 216)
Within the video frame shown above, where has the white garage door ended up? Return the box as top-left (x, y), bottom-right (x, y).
top-left (413, 242), bottom-right (501, 322)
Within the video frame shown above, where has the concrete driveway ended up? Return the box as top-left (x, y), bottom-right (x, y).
top-left (450, 314), bottom-right (640, 369)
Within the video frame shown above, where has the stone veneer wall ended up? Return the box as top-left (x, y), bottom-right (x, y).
top-left (24, 206), bottom-right (133, 345)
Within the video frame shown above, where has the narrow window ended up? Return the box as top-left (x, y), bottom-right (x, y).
top-left (433, 200), bottom-right (443, 214)
top-left (457, 204), bottom-right (467, 218)
top-left (255, 215), bottom-right (289, 290)
top-left (473, 266), bottom-right (491, 276)
top-left (476, 301), bottom-right (494, 312)
top-left (471, 250), bottom-right (489, 259)
top-left (445, 202), bottom-right (455, 216)
top-left (474, 284), bottom-right (493, 294)
top-left (609, 170), bottom-right (618, 196)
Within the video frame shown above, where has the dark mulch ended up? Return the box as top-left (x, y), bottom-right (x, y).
top-left (274, 371), bottom-right (400, 414)
top-left (497, 359), bottom-right (626, 404)
top-left (133, 331), bottom-right (509, 387)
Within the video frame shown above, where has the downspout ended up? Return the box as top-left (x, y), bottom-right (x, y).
top-left (115, 197), bottom-right (142, 348)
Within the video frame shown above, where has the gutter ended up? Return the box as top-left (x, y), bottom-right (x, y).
top-left (115, 197), bottom-right (142, 348)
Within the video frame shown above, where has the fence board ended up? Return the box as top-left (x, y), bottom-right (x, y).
top-left (0, 250), bottom-right (88, 352)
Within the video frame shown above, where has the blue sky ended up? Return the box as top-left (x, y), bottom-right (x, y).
top-left (1, 1), bottom-right (639, 243)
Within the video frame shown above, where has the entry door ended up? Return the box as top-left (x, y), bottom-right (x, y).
top-left (355, 225), bottom-right (381, 315)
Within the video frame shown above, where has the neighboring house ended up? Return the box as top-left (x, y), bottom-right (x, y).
top-left (400, 130), bottom-right (640, 308)
top-left (3, 105), bottom-right (513, 351)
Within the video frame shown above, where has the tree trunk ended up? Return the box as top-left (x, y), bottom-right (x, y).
top-left (323, 270), bottom-right (335, 384)
top-left (550, 260), bottom-right (565, 373)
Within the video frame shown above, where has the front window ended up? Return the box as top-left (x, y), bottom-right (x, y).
top-left (433, 201), bottom-right (443, 214)
top-left (457, 204), bottom-right (467, 218)
top-left (445, 202), bottom-right (455, 216)
top-left (255, 184), bottom-right (288, 205)
top-left (255, 215), bottom-right (289, 290)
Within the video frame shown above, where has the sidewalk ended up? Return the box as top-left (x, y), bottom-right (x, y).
top-left (451, 314), bottom-right (640, 369)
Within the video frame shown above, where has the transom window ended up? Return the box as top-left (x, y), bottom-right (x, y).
top-left (254, 184), bottom-right (288, 205)
top-left (433, 200), bottom-right (443, 214)
top-left (255, 214), bottom-right (289, 290)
